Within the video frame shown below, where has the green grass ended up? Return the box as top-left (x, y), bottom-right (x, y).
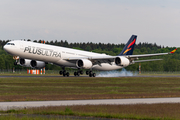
top-left (1, 76), bottom-right (180, 119)
top-left (2, 104), bottom-right (180, 120)
top-left (140, 71), bottom-right (180, 76)
top-left (0, 77), bottom-right (180, 101)
top-left (0, 115), bottom-right (45, 120)
top-left (0, 115), bottom-right (73, 120)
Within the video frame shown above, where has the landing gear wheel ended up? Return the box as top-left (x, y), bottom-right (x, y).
top-left (74, 71), bottom-right (81, 76)
top-left (86, 71), bottom-right (89, 75)
top-left (74, 72), bottom-right (77, 76)
top-left (88, 71), bottom-right (96, 77)
top-left (92, 73), bottom-right (96, 77)
top-left (89, 71), bottom-right (92, 75)
top-left (77, 72), bottom-right (80, 76)
top-left (89, 73), bottom-right (92, 77)
top-left (63, 73), bottom-right (66, 77)
top-left (60, 67), bottom-right (69, 77)
top-left (80, 70), bottom-right (83, 75)
top-left (66, 72), bottom-right (70, 77)
top-left (59, 71), bottom-right (63, 75)
top-left (63, 70), bottom-right (66, 75)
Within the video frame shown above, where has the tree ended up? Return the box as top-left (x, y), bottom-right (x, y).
top-left (85, 45), bottom-right (92, 51)
top-left (0, 55), bottom-right (6, 69)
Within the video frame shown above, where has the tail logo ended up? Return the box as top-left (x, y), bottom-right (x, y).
top-left (123, 48), bottom-right (132, 54)
top-left (127, 39), bottom-right (136, 48)
top-left (123, 38), bottom-right (136, 54)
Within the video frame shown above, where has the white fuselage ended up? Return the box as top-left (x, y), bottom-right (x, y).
top-left (4, 40), bottom-right (124, 71)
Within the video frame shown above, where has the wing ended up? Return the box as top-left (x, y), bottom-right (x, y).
top-left (64, 48), bottom-right (177, 65)
top-left (126, 48), bottom-right (177, 62)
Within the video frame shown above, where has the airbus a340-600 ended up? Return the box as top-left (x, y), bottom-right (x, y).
top-left (3, 35), bottom-right (177, 77)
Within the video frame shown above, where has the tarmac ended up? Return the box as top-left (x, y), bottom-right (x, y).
top-left (1, 97), bottom-right (180, 111)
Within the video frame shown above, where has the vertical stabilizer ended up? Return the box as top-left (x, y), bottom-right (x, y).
top-left (118, 35), bottom-right (137, 56)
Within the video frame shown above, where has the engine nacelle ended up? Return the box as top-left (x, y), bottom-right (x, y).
top-left (30, 60), bottom-right (46, 69)
top-left (19, 58), bottom-right (31, 67)
top-left (115, 56), bottom-right (130, 67)
top-left (76, 59), bottom-right (93, 69)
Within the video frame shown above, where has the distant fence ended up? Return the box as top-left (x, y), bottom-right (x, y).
top-left (0, 69), bottom-right (28, 74)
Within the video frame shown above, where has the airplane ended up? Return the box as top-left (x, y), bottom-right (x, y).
top-left (3, 35), bottom-right (177, 77)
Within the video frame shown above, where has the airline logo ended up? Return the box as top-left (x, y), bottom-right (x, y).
top-left (123, 39), bottom-right (136, 54)
top-left (127, 39), bottom-right (136, 49)
top-left (123, 48), bottom-right (132, 54)
top-left (24, 46), bottom-right (61, 58)
top-left (170, 48), bottom-right (177, 54)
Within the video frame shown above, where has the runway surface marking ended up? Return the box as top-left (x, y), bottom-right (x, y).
top-left (1, 98), bottom-right (180, 111)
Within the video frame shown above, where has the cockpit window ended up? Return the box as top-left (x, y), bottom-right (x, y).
top-left (6, 43), bottom-right (15, 45)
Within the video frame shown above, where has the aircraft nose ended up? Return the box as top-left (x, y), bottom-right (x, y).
top-left (3, 45), bottom-right (7, 51)
top-left (3, 44), bottom-right (9, 52)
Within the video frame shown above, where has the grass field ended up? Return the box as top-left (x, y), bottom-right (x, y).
top-left (0, 77), bottom-right (180, 101)
top-left (1, 76), bottom-right (180, 119)
top-left (2, 103), bottom-right (180, 120)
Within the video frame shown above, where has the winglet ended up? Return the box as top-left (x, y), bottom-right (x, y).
top-left (170, 48), bottom-right (177, 54)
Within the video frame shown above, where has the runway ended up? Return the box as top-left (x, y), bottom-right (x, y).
top-left (0, 75), bottom-right (180, 78)
top-left (1, 75), bottom-right (180, 111)
top-left (1, 98), bottom-right (180, 111)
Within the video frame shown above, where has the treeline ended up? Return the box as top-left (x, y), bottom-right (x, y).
top-left (0, 39), bottom-right (179, 71)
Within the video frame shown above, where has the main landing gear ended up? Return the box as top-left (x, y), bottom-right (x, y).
top-left (59, 67), bottom-right (96, 77)
top-left (86, 70), bottom-right (96, 77)
top-left (74, 69), bottom-right (96, 77)
top-left (59, 67), bottom-right (70, 77)
top-left (74, 69), bottom-right (83, 76)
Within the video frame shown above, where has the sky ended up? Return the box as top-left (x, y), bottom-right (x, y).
top-left (0, 0), bottom-right (180, 47)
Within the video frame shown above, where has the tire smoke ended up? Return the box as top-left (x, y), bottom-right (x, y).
top-left (96, 68), bottom-right (138, 77)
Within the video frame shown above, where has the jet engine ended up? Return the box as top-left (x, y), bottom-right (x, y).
top-left (30, 60), bottom-right (46, 69)
top-left (114, 56), bottom-right (130, 67)
top-left (76, 59), bottom-right (93, 69)
top-left (19, 58), bottom-right (31, 67)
